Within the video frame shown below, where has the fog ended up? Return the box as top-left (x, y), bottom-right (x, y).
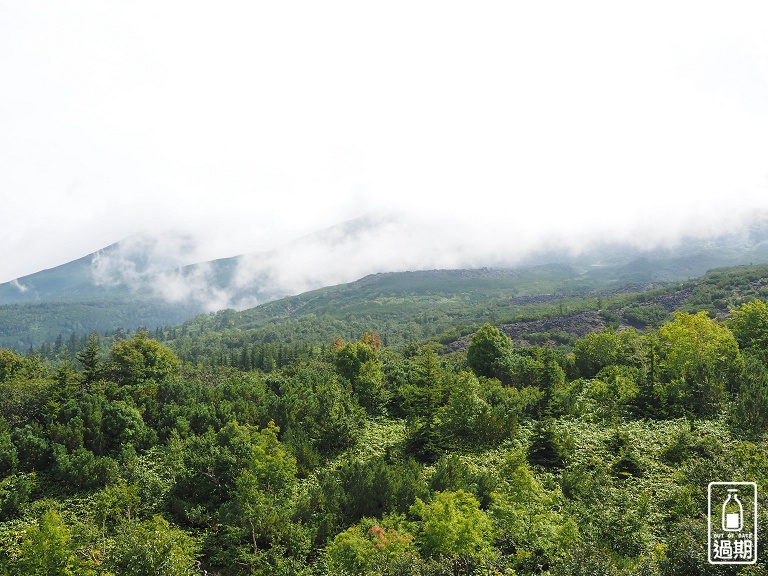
top-left (82, 203), bottom-right (768, 313)
top-left (2, 2), bottom-right (768, 291)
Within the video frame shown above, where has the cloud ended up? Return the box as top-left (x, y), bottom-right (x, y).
top-left (84, 202), bottom-right (768, 315)
top-left (3, 2), bottom-right (768, 287)
top-left (10, 279), bottom-right (29, 293)
top-left (153, 263), bottom-right (233, 313)
top-left (90, 232), bottom-right (206, 288)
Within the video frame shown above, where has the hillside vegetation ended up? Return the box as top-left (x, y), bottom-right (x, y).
top-left (5, 218), bottom-right (768, 351)
top-left (1, 265), bottom-right (768, 574)
top-left (158, 264), bottom-right (768, 370)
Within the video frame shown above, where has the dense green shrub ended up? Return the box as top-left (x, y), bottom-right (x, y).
top-left (571, 329), bottom-right (642, 379)
top-left (528, 418), bottom-right (573, 469)
top-left (324, 516), bottom-right (416, 575)
top-left (729, 352), bottom-right (768, 433)
top-left (109, 515), bottom-right (198, 576)
top-left (267, 361), bottom-right (365, 453)
top-left (411, 490), bottom-right (495, 562)
top-left (467, 323), bottom-right (513, 382)
top-left (107, 330), bottom-right (181, 386)
top-left (0, 472), bottom-right (35, 520)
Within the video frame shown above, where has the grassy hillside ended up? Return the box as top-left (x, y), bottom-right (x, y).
top-left (158, 264), bottom-right (768, 370)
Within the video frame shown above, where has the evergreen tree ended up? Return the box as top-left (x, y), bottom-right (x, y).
top-left (467, 323), bottom-right (513, 381)
top-left (76, 333), bottom-right (101, 385)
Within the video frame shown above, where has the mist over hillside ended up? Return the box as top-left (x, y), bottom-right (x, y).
top-left (6, 213), bottom-right (768, 308)
top-left (2, 213), bottom-right (768, 351)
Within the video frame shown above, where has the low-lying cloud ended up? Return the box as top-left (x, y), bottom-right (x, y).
top-left (10, 279), bottom-right (29, 293)
top-left (87, 202), bottom-right (768, 315)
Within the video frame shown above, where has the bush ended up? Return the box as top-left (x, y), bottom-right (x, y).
top-left (325, 518), bottom-right (415, 575)
top-left (51, 444), bottom-right (119, 490)
top-left (528, 418), bottom-right (573, 469)
top-left (572, 329), bottom-right (641, 379)
top-left (14, 510), bottom-right (79, 575)
top-left (429, 455), bottom-right (497, 510)
top-left (655, 312), bottom-right (742, 417)
top-left (109, 515), bottom-right (198, 576)
top-left (11, 425), bottom-right (51, 471)
top-left (467, 324), bottom-right (513, 382)
top-left (268, 361), bottom-right (365, 453)
top-left (729, 353), bottom-right (768, 433)
top-left (108, 331), bottom-right (181, 386)
top-left (411, 490), bottom-right (495, 562)
top-left (0, 472), bottom-right (35, 520)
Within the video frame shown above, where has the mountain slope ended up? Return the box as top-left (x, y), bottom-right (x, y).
top-left (162, 263), bottom-right (768, 368)
top-left (0, 252), bottom-right (109, 305)
top-left (5, 217), bottom-right (768, 351)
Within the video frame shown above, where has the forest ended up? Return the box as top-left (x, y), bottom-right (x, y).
top-left (2, 270), bottom-right (768, 574)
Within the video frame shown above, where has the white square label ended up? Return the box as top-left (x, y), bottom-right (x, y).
top-left (708, 482), bottom-right (758, 564)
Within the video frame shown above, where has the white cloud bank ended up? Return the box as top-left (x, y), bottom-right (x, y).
top-left (1, 2), bottom-right (767, 284)
top-left (85, 204), bottom-right (768, 314)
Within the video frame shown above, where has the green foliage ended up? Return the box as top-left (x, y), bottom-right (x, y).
top-left (325, 517), bottom-right (415, 575)
top-left (528, 418), bottom-right (573, 469)
top-left (0, 349), bottom-right (26, 383)
top-left (607, 429), bottom-right (644, 480)
top-left (0, 420), bottom-right (17, 478)
top-left (332, 334), bottom-right (378, 381)
top-left (656, 311), bottom-right (742, 417)
top-left (399, 348), bottom-right (449, 462)
top-left (49, 394), bottom-right (155, 456)
top-left (571, 329), bottom-right (642, 379)
top-left (267, 361), bottom-right (365, 453)
top-left (215, 423), bottom-right (299, 567)
top-left (429, 455), bottom-right (497, 509)
top-left (311, 455), bottom-right (427, 540)
top-left (551, 366), bottom-right (639, 421)
top-left (107, 330), bottom-right (181, 386)
top-left (438, 372), bottom-right (485, 441)
top-left (169, 421), bottom-right (296, 532)
top-left (730, 353), bottom-right (768, 433)
top-left (51, 444), bottom-right (119, 490)
top-left (411, 489), bottom-right (495, 562)
top-left (12, 425), bottom-right (51, 471)
top-left (730, 298), bottom-right (768, 362)
top-left (622, 303), bottom-right (671, 329)
top-left (109, 515), bottom-right (198, 576)
top-left (438, 371), bottom-right (534, 444)
top-left (466, 327), bottom-right (566, 400)
top-left (549, 542), bottom-right (621, 576)
top-left (74, 334), bottom-right (102, 385)
top-left (493, 451), bottom-right (579, 570)
top-left (0, 472), bottom-right (35, 521)
top-left (467, 323), bottom-right (513, 381)
top-left (148, 369), bottom-right (268, 440)
top-left (508, 347), bottom-right (566, 393)
top-left (13, 509), bottom-right (80, 576)
top-left (0, 379), bottom-right (53, 429)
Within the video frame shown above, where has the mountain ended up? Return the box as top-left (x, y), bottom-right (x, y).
top-left (0, 251), bottom-right (113, 305)
top-left (4, 217), bottom-right (768, 351)
top-left (0, 219), bottom-right (401, 349)
top-left (156, 261), bottom-right (768, 370)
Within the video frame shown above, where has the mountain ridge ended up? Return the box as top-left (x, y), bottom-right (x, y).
top-left (4, 217), bottom-right (768, 350)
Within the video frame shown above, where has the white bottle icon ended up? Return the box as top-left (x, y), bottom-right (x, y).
top-left (722, 489), bottom-right (743, 532)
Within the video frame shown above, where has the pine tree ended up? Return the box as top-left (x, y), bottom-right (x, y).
top-left (76, 333), bottom-right (102, 385)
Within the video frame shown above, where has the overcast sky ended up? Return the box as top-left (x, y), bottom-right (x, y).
top-left (2, 1), bottom-right (768, 285)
